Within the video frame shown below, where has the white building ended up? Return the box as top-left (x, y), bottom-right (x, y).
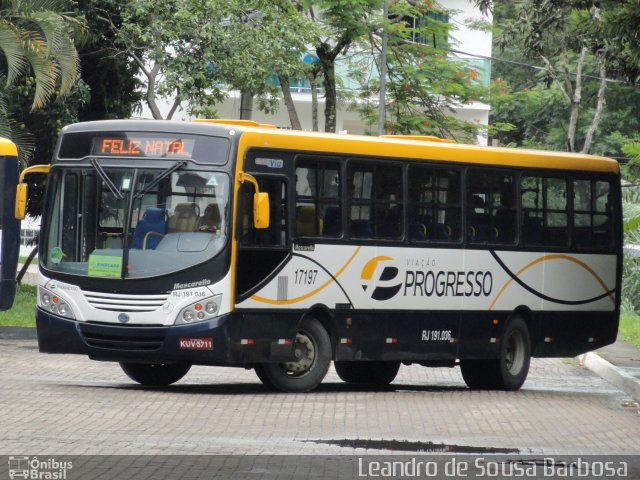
top-left (142, 1), bottom-right (493, 143)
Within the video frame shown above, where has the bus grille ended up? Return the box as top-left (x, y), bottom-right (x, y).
top-left (83, 290), bottom-right (169, 313)
top-left (79, 323), bottom-right (165, 351)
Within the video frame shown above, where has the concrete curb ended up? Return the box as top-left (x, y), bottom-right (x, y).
top-left (0, 326), bottom-right (37, 340)
top-left (578, 351), bottom-right (640, 402)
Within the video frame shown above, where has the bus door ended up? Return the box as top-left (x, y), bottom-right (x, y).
top-left (235, 174), bottom-right (289, 301)
top-left (0, 139), bottom-right (20, 310)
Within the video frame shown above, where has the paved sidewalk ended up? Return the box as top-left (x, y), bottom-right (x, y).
top-left (580, 338), bottom-right (640, 402)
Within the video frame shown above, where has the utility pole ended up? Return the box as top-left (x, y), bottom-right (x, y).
top-left (239, 91), bottom-right (253, 120)
top-left (377, 0), bottom-right (388, 135)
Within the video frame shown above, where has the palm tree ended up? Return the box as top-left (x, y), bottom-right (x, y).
top-left (0, 0), bottom-right (85, 161)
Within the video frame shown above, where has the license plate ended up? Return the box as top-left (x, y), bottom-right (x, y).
top-left (178, 337), bottom-right (213, 350)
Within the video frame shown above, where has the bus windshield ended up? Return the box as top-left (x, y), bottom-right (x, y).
top-left (42, 165), bottom-right (229, 279)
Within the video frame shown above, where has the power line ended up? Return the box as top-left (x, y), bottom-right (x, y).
top-left (448, 48), bottom-right (628, 85)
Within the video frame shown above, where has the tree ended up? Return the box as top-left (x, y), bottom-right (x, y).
top-left (76, 0), bottom-right (142, 121)
top-left (494, 0), bottom-right (611, 154)
top-left (109, 0), bottom-right (315, 121)
top-left (299, 0), bottom-right (383, 132)
top-left (474, 0), bottom-right (640, 155)
top-left (0, 0), bottom-right (85, 161)
top-left (350, 0), bottom-right (487, 140)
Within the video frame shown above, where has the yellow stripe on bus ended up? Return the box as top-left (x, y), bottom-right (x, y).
top-left (250, 247), bottom-right (361, 305)
top-left (489, 254), bottom-right (615, 310)
top-left (235, 128), bottom-right (619, 174)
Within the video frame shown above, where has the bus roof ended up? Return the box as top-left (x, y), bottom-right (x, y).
top-left (60, 120), bottom-right (619, 174)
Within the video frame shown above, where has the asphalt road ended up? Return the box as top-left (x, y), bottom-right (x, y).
top-left (1, 339), bottom-right (638, 457)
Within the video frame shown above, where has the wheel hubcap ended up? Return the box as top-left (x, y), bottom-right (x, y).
top-left (281, 330), bottom-right (316, 377)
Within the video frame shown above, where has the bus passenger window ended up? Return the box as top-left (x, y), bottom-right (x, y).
top-left (521, 176), bottom-right (569, 247)
top-left (408, 166), bottom-right (461, 243)
top-left (349, 163), bottom-right (402, 239)
top-left (466, 170), bottom-right (515, 245)
top-left (295, 159), bottom-right (341, 237)
top-left (573, 179), bottom-right (612, 249)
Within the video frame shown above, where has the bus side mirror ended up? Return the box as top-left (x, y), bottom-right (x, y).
top-left (14, 164), bottom-right (51, 220)
top-left (253, 192), bottom-right (270, 229)
top-left (15, 182), bottom-right (27, 220)
top-left (0, 138), bottom-right (20, 311)
top-left (238, 171), bottom-right (270, 229)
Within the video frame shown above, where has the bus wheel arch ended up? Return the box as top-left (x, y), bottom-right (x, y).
top-left (302, 304), bottom-right (338, 358)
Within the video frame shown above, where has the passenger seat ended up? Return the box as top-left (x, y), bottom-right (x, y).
top-left (168, 203), bottom-right (200, 232)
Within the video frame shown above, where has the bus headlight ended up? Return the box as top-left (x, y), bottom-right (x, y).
top-left (39, 286), bottom-right (76, 319)
top-left (41, 292), bottom-right (52, 306)
top-left (205, 302), bottom-right (218, 314)
top-left (175, 294), bottom-right (222, 325)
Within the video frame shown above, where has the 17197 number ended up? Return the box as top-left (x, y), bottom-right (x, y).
top-left (294, 269), bottom-right (318, 285)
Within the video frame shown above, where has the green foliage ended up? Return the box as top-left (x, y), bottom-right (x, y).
top-left (76, 0), bottom-right (143, 121)
top-left (0, 0), bottom-right (85, 110)
top-left (488, 1), bottom-right (640, 157)
top-left (618, 313), bottom-right (640, 349)
top-left (113, 0), bottom-right (317, 119)
top-left (0, 0), bottom-right (85, 162)
top-left (622, 190), bottom-right (640, 315)
top-left (349, 1), bottom-right (487, 140)
top-left (621, 137), bottom-right (640, 183)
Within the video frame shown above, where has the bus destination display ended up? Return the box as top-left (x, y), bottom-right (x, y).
top-left (92, 137), bottom-right (195, 158)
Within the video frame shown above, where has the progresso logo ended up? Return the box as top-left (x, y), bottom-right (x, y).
top-left (360, 256), bottom-right (403, 301)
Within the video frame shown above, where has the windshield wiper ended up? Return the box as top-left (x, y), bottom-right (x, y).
top-left (133, 161), bottom-right (186, 199)
top-left (90, 158), bottom-right (123, 200)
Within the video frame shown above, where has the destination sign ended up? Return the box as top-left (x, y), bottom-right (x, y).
top-left (91, 137), bottom-right (196, 158)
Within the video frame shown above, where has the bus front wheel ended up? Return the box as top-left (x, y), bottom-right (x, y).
top-left (254, 316), bottom-right (331, 393)
top-left (120, 362), bottom-right (191, 386)
top-left (334, 361), bottom-right (400, 386)
top-left (460, 316), bottom-right (531, 391)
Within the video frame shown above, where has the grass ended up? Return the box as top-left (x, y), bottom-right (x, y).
top-left (0, 285), bottom-right (36, 326)
top-left (619, 312), bottom-right (640, 349)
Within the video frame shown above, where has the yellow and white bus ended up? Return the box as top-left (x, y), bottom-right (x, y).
top-left (24, 119), bottom-right (621, 392)
top-left (0, 138), bottom-right (20, 311)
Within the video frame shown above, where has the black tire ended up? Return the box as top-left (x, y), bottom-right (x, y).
top-left (460, 316), bottom-right (531, 391)
top-left (254, 316), bottom-right (331, 393)
top-left (254, 364), bottom-right (277, 391)
top-left (120, 362), bottom-right (191, 386)
top-left (334, 361), bottom-right (400, 386)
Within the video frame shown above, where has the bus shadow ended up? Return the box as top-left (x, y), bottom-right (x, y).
top-left (60, 381), bottom-right (469, 395)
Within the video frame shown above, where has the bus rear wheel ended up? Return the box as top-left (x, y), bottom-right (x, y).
top-left (254, 316), bottom-right (331, 393)
top-left (460, 316), bottom-right (531, 391)
top-left (334, 361), bottom-right (400, 386)
top-left (120, 362), bottom-right (191, 386)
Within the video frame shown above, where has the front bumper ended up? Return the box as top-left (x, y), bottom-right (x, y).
top-left (36, 307), bottom-right (294, 365)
